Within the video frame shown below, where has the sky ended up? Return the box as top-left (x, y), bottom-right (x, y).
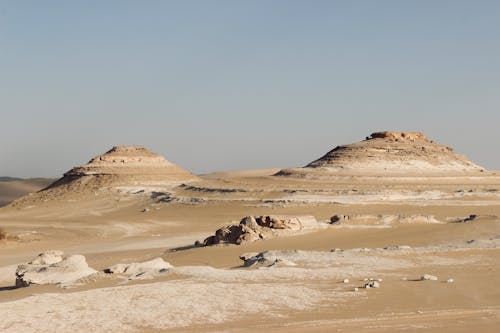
top-left (1, 0), bottom-right (499, 178)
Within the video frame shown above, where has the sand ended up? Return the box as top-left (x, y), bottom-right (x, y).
top-left (0, 178), bottom-right (53, 207)
top-left (1, 139), bottom-right (500, 332)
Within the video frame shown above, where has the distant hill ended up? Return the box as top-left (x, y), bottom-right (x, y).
top-left (0, 177), bottom-right (23, 182)
top-left (276, 131), bottom-right (485, 177)
top-left (8, 146), bottom-right (199, 207)
top-left (0, 178), bottom-right (55, 207)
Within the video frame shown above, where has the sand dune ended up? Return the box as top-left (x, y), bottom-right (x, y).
top-left (0, 178), bottom-right (54, 207)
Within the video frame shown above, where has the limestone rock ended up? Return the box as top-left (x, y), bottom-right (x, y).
top-left (420, 274), bottom-right (438, 281)
top-left (15, 251), bottom-right (97, 287)
top-left (365, 281), bottom-right (380, 288)
top-left (203, 215), bottom-right (320, 246)
top-left (105, 258), bottom-right (172, 280)
top-left (330, 215), bottom-right (349, 224)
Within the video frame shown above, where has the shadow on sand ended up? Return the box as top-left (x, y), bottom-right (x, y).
top-left (0, 285), bottom-right (18, 291)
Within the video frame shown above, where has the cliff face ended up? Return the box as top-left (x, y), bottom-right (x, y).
top-left (278, 131), bottom-right (485, 176)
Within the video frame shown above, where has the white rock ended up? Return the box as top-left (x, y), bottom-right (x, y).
top-left (16, 251), bottom-right (96, 287)
top-left (365, 281), bottom-right (380, 288)
top-left (28, 250), bottom-right (64, 265)
top-left (106, 258), bottom-right (172, 280)
top-left (343, 279), bottom-right (349, 284)
top-left (354, 287), bottom-right (359, 292)
top-left (239, 252), bottom-right (260, 262)
top-left (446, 278), bottom-right (454, 283)
top-left (267, 258), bottom-right (297, 268)
top-left (420, 274), bottom-right (438, 281)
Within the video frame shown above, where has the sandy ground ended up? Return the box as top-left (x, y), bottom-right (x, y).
top-left (1, 171), bottom-right (500, 332)
top-left (0, 178), bottom-right (53, 207)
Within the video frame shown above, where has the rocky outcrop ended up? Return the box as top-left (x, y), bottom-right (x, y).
top-left (368, 131), bottom-right (428, 141)
top-left (105, 258), bottom-right (172, 280)
top-left (276, 131), bottom-right (485, 176)
top-left (202, 215), bottom-right (320, 246)
top-left (15, 250), bottom-right (97, 287)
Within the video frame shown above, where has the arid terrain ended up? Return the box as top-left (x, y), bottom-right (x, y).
top-left (1, 132), bottom-right (500, 333)
top-left (0, 177), bottom-right (54, 207)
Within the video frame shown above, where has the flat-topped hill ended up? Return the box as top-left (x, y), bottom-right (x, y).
top-left (43, 146), bottom-right (198, 191)
top-left (64, 146), bottom-right (191, 176)
top-left (277, 131), bottom-right (485, 177)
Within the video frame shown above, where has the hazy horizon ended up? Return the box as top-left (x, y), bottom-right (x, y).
top-left (1, 1), bottom-right (499, 178)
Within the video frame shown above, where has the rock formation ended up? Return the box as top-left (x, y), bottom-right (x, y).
top-left (201, 215), bottom-right (320, 246)
top-left (45, 146), bottom-right (198, 191)
top-left (15, 250), bottom-right (97, 287)
top-left (105, 258), bottom-right (172, 280)
top-left (276, 131), bottom-right (485, 176)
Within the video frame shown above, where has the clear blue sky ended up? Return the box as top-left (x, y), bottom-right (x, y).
top-left (1, 1), bottom-right (499, 177)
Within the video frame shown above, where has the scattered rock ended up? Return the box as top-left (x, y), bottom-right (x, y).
top-left (240, 252), bottom-right (297, 268)
top-left (446, 278), bottom-right (455, 283)
top-left (266, 258), bottom-right (297, 268)
top-left (420, 274), bottom-right (438, 281)
top-left (239, 252), bottom-right (260, 261)
top-left (105, 258), bottom-right (172, 280)
top-left (330, 215), bottom-right (349, 224)
top-left (15, 251), bottom-right (97, 287)
top-left (365, 281), bottom-right (380, 288)
top-left (456, 215), bottom-right (478, 223)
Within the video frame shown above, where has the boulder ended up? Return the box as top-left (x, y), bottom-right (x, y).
top-left (365, 281), bottom-right (380, 288)
top-left (105, 258), bottom-right (172, 280)
top-left (330, 215), bottom-right (349, 224)
top-left (202, 215), bottom-right (320, 246)
top-left (240, 216), bottom-right (260, 229)
top-left (420, 274), bottom-right (438, 281)
top-left (15, 251), bottom-right (97, 287)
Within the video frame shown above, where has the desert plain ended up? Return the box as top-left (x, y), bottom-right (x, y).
top-left (1, 131), bottom-right (500, 333)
